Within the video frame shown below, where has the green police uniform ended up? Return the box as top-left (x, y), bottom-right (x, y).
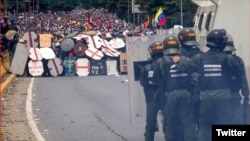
top-left (223, 33), bottom-right (249, 124)
top-left (174, 29), bottom-right (241, 141)
top-left (176, 50), bottom-right (241, 141)
top-left (152, 36), bottom-right (196, 141)
top-left (139, 41), bottom-right (164, 141)
top-left (229, 55), bottom-right (249, 124)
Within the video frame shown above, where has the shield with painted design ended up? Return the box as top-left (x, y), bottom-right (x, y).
top-left (101, 46), bottom-right (120, 57)
top-left (28, 60), bottom-right (44, 76)
top-left (108, 38), bottom-right (125, 49)
top-left (85, 47), bottom-right (104, 60)
top-left (22, 32), bottom-right (39, 47)
top-left (72, 33), bottom-right (88, 41)
top-left (75, 58), bottom-right (90, 76)
top-left (47, 57), bottom-right (63, 77)
top-left (60, 37), bottom-right (75, 52)
top-left (29, 47), bottom-right (43, 60)
top-left (73, 40), bottom-right (88, 57)
top-left (85, 35), bottom-right (102, 49)
top-left (100, 38), bottom-right (111, 48)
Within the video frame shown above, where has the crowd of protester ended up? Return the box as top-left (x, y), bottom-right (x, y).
top-left (0, 6), bottom-right (157, 76)
top-left (1, 7), bottom-right (155, 39)
top-left (0, 6), bottom-right (157, 62)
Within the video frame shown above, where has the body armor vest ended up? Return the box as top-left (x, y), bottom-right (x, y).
top-left (163, 56), bottom-right (190, 91)
top-left (144, 64), bottom-right (155, 85)
top-left (200, 52), bottom-right (230, 90)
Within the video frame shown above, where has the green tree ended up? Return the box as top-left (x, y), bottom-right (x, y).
top-left (100, 0), bottom-right (129, 21)
top-left (135, 0), bottom-right (197, 28)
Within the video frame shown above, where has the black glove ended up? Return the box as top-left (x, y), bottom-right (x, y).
top-left (14, 33), bottom-right (19, 40)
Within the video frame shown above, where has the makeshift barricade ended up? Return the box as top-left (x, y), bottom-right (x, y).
top-left (9, 31), bottom-right (126, 77)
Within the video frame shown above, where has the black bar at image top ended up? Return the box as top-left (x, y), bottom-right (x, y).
top-left (212, 125), bottom-right (250, 141)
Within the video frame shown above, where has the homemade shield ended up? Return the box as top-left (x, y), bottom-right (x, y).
top-left (39, 47), bottom-right (56, 59)
top-left (60, 38), bottom-right (75, 52)
top-left (73, 40), bottom-right (88, 57)
top-left (126, 29), bottom-right (170, 124)
top-left (10, 43), bottom-right (30, 75)
top-left (22, 32), bottom-right (38, 47)
top-left (29, 47), bottom-right (43, 60)
top-left (75, 58), bottom-right (90, 76)
top-left (28, 60), bottom-right (44, 76)
top-left (48, 57), bottom-right (63, 77)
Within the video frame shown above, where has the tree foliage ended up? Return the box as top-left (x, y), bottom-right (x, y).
top-left (135, 0), bottom-right (197, 28)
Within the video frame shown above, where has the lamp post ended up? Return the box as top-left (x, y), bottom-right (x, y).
top-left (180, 0), bottom-right (183, 26)
top-left (16, 0), bottom-right (19, 14)
top-left (33, 0), bottom-right (34, 13)
top-left (4, 0), bottom-right (8, 14)
top-left (36, 0), bottom-right (39, 12)
top-left (128, 0), bottom-right (130, 23)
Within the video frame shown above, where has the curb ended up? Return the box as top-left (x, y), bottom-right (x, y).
top-left (1, 74), bottom-right (16, 94)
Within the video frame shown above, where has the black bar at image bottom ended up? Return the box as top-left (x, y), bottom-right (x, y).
top-left (212, 125), bottom-right (250, 141)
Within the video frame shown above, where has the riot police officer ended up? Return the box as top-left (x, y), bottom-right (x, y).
top-left (172, 29), bottom-right (241, 141)
top-left (178, 28), bottom-right (203, 133)
top-left (139, 41), bottom-right (164, 141)
top-left (223, 33), bottom-right (249, 124)
top-left (178, 28), bottom-right (202, 58)
top-left (152, 35), bottom-right (196, 141)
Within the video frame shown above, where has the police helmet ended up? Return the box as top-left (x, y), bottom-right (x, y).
top-left (148, 41), bottom-right (164, 57)
top-left (178, 28), bottom-right (199, 46)
top-left (162, 35), bottom-right (180, 55)
top-left (223, 33), bottom-right (236, 52)
top-left (206, 29), bottom-right (228, 50)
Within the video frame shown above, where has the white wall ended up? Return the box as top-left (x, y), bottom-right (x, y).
top-left (192, 0), bottom-right (250, 104)
top-left (192, 0), bottom-right (250, 85)
top-left (213, 0), bottom-right (250, 85)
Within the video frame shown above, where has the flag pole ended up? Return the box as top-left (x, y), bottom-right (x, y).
top-left (128, 0), bottom-right (130, 23)
top-left (180, 0), bottom-right (183, 26)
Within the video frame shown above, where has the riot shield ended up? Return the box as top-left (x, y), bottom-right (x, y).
top-left (126, 29), bottom-right (172, 124)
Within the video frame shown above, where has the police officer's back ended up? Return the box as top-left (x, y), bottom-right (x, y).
top-left (172, 29), bottom-right (241, 141)
top-left (223, 33), bottom-right (249, 124)
top-left (139, 41), bottom-right (164, 141)
top-left (140, 41), bottom-right (163, 98)
top-left (152, 35), bottom-right (196, 141)
top-left (178, 27), bottom-right (202, 127)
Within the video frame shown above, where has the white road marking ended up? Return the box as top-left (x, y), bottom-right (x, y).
top-left (26, 77), bottom-right (46, 141)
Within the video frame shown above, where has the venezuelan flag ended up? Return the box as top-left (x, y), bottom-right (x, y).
top-left (154, 7), bottom-right (167, 27)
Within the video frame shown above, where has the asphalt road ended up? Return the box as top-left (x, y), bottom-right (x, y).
top-left (31, 75), bottom-right (165, 141)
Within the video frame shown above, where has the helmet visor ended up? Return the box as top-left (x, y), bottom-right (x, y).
top-left (183, 40), bottom-right (199, 46)
top-left (163, 48), bottom-right (180, 55)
